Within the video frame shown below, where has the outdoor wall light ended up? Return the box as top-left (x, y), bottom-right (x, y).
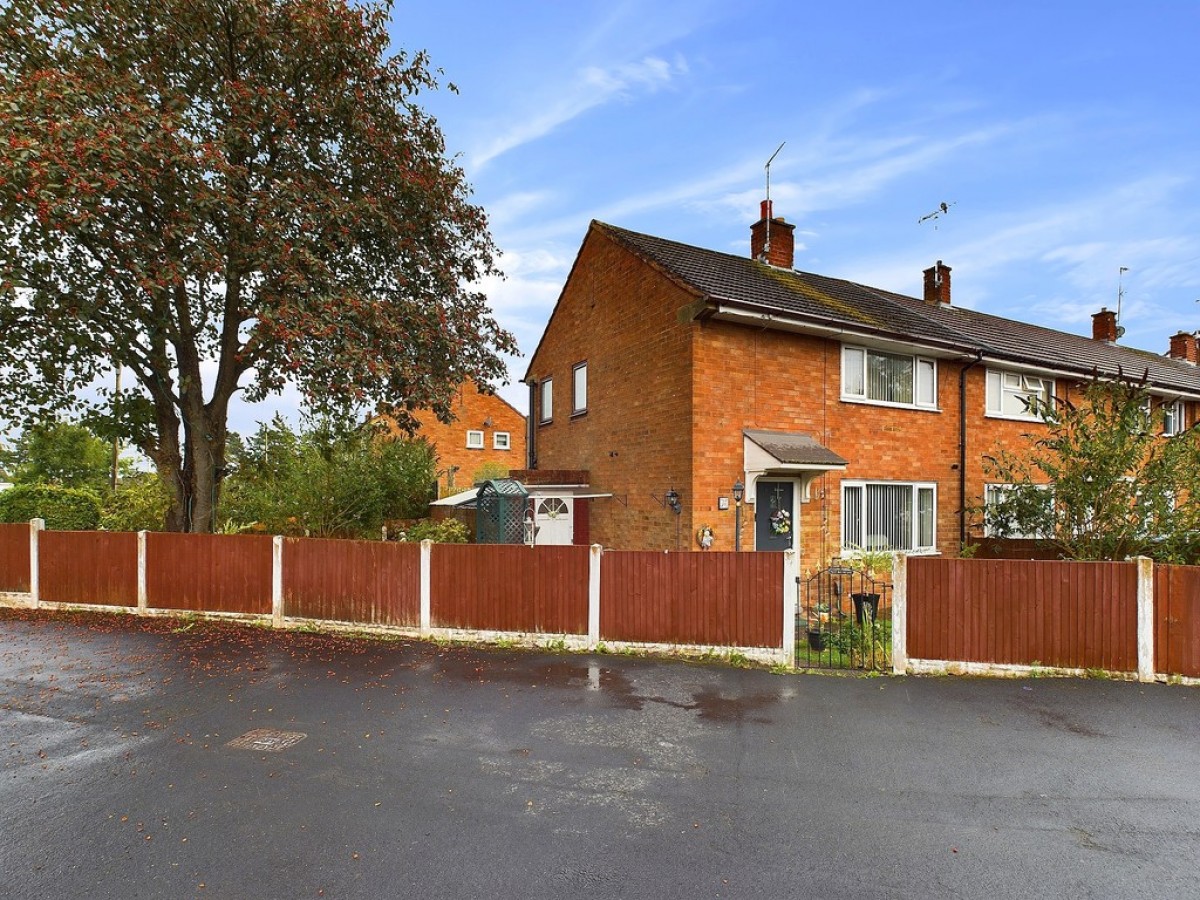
top-left (732, 480), bottom-right (744, 503)
top-left (733, 480), bottom-right (745, 552)
top-left (664, 487), bottom-right (682, 516)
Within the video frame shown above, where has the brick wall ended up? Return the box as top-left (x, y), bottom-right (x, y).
top-left (526, 227), bottom-right (697, 551)
top-left (409, 382), bottom-right (527, 496)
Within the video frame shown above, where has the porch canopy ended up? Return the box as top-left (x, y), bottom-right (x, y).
top-left (743, 429), bottom-right (848, 500)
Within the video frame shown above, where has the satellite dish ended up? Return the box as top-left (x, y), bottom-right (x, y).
top-left (1116, 326), bottom-right (1126, 339)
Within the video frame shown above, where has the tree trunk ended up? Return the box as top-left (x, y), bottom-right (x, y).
top-left (156, 403), bottom-right (228, 533)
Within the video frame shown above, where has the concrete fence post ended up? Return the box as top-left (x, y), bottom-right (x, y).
top-left (891, 553), bottom-right (908, 676)
top-left (271, 536), bottom-right (284, 628)
top-left (1135, 555), bottom-right (1154, 682)
top-left (420, 540), bottom-right (432, 636)
top-left (29, 519), bottom-right (43, 608)
top-left (588, 544), bottom-right (602, 650)
top-left (137, 531), bottom-right (148, 614)
top-left (781, 549), bottom-right (798, 668)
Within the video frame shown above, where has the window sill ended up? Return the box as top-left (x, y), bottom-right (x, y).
top-left (840, 396), bottom-right (941, 413)
top-left (984, 412), bottom-right (1046, 424)
top-left (538, 419), bottom-right (553, 427)
top-left (570, 409), bottom-right (588, 419)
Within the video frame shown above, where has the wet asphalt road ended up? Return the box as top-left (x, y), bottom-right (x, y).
top-left (2, 609), bottom-right (1199, 900)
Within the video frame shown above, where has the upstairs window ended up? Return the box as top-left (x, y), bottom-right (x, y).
top-left (572, 362), bottom-right (588, 415)
top-left (539, 378), bottom-right (553, 424)
top-left (493, 431), bottom-right (511, 450)
top-left (1162, 400), bottom-right (1185, 436)
top-left (842, 346), bottom-right (937, 409)
top-left (466, 430), bottom-right (484, 449)
top-left (986, 369), bottom-right (1053, 420)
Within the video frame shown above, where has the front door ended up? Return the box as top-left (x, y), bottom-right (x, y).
top-left (755, 480), bottom-right (795, 551)
top-left (534, 496), bottom-right (574, 545)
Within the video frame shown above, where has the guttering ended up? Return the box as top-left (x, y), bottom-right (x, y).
top-left (958, 350), bottom-right (985, 548)
top-left (525, 379), bottom-right (537, 470)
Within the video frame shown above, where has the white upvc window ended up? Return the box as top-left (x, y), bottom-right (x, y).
top-left (466, 430), bottom-right (484, 449)
top-left (842, 345), bottom-right (938, 409)
top-left (572, 361), bottom-right (588, 415)
top-left (984, 483), bottom-right (1051, 539)
top-left (986, 368), bottom-right (1054, 420)
top-left (493, 431), bottom-right (511, 450)
top-left (841, 481), bottom-right (937, 554)
top-left (1162, 399), bottom-right (1185, 436)
top-left (539, 378), bottom-right (553, 424)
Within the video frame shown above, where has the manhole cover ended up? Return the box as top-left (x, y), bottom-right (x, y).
top-left (226, 728), bottom-right (307, 752)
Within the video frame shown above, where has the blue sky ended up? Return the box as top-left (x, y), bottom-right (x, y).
top-left (355, 0), bottom-right (1199, 421)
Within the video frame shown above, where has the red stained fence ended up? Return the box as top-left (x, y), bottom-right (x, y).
top-left (430, 544), bottom-right (589, 634)
top-left (38, 531), bottom-right (139, 607)
top-left (908, 557), bottom-right (1138, 671)
top-left (0, 524), bottom-right (31, 592)
top-left (600, 551), bottom-right (783, 648)
top-left (145, 533), bottom-right (273, 615)
top-left (284, 538), bottom-right (420, 627)
top-left (1155, 565), bottom-right (1200, 678)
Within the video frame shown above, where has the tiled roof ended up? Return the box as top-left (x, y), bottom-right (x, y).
top-left (596, 222), bottom-right (1200, 393)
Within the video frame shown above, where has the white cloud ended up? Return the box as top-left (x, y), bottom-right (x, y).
top-left (470, 55), bottom-right (688, 170)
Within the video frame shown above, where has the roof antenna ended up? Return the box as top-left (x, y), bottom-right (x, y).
top-left (918, 201), bottom-right (955, 229)
top-left (1116, 266), bottom-right (1129, 338)
top-left (762, 141), bottom-right (786, 260)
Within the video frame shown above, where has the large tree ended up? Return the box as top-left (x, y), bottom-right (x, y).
top-left (0, 0), bottom-right (514, 531)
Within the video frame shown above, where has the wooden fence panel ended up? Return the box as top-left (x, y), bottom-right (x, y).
top-left (283, 538), bottom-right (420, 626)
top-left (1155, 565), bottom-right (1200, 678)
top-left (0, 523), bottom-right (31, 592)
top-left (908, 557), bottom-right (1137, 671)
top-left (600, 551), bottom-right (782, 648)
top-left (146, 533), bottom-right (273, 615)
top-left (430, 544), bottom-right (589, 634)
top-left (38, 531), bottom-right (138, 607)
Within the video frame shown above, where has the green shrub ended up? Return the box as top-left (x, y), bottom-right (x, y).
top-left (0, 483), bottom-right (103, 530)
top-left (400, 518), bottom-right (469, 543)
top-left (100, 474), bottom-right (170, 532)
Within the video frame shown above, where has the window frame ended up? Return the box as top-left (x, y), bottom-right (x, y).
top-left (465, 430), bottom-right (484, 450)
top-left (493, 431), bottom-right (511, 451)
top-left (983, 482), bottom-right (1051, 539)
top-left (841, 344), bottom-right (939, 410)
top-left (539, 377), bottom-right (553, 425)
top-left (840, 480), bottom-right (938, 554)
top-left (985, 368), bottom-right (1055, 421)
top-left (1161, 399), bottom-right (1185, 437)
top-left (571, 361), bottom-right (588, 416)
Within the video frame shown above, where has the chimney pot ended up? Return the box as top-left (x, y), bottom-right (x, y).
top-left (749, 200), bottom-right (795, 269)
top-left (1091, 308), bottom-right (1118, 342)
top-left (922, 260), bottom-right (952, 306)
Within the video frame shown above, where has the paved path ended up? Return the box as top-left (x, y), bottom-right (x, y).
top-left (2, 608), bottom-right (1199, 899)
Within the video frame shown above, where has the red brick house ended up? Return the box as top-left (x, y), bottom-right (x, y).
top-left (523, 202), bottom-right (1200, 570)
top-left (404, 380), bottom-right (526, 497)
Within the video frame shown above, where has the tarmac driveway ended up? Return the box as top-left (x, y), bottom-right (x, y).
top-left (2, 608), bottom-right (1198, 899)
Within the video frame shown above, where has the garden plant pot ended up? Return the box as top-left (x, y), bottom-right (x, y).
top-left (851, 593), bottom-right (880, 625)
top-left (807, 629), bottom-right (826, 652)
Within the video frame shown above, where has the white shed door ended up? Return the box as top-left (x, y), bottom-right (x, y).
top-left (535, 497), bottom-right (574, 545)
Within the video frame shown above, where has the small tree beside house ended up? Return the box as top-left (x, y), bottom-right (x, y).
top-left (981, 373), bottom-right (1200, 562)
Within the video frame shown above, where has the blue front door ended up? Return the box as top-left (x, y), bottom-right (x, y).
top-left (755, 480), bottom-right (794, 551)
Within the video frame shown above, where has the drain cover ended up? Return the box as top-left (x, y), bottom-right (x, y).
top-left (226, 728), bottom-right (307, 752)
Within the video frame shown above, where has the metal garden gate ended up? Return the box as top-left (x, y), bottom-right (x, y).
top-left (796, 562), bottom-right (893, 671)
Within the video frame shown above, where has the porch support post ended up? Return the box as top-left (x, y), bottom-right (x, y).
top-left (420, 540), bottom-right (432, 636)
top-left (1135, 555), bottom-right (1154, 682)
top-left (781, 549), bottom-right (798, 667)
top-left (29, 518), bottom-right (43, 608)
top-left (891, 553), bottom-right (908, 676)
top-left (588, 544), bottom-right (602, 650)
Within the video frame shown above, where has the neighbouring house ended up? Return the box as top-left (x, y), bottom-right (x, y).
top-left (522, 201), bottom-right (1200, 571)
top-left (404, 380), bottom-right (527, 498)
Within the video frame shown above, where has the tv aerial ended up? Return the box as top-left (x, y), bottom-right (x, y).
top-left (918, 201), bottom-right (956, 228)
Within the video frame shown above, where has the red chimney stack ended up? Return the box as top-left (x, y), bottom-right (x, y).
top-left (1167, 331), bottom-right (1199, 364)
top-left (922, 261), bottom-right (951, 306)
top-left (750, 200), bottom-right (795, 269)
top-left (1092, 308), bottom-right (1118, 342)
